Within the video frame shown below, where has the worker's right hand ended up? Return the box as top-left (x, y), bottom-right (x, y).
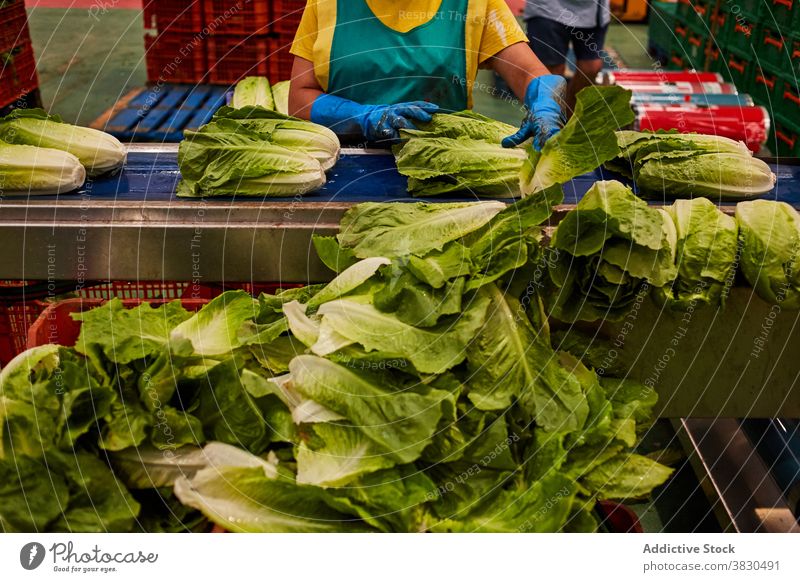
top-left (502, 74), bottom-right (566, 151)
top-left (360, 102), bottom-right (440, 141)
top-left (311, 94), bottom-right (439, 141)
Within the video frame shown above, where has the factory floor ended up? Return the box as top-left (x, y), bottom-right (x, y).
top-left (24, 4), bottom-right (653, 126)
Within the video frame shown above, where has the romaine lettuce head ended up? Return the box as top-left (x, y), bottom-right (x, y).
top-left (399, 110), bottom-right (517, 143)
top-left (606, 130), bottom-right (752, 178)
top-left (395, 136), bottom-right (527, 197)
top-left (654, 198), bottom-right (738, 309)
top-left (177, 119), bottom-right (325, 197)
top-left (271, 80), bottom-right (290, 115)
top-left (213, 106), bottom-right (340, 171)
top-left (634, 151), bottom-right (776, 200)
top-left (736, 199), bottom-right (800, 308)
top-left (231, 76), bottom-right (275, 110)
top-left (0, 109), bottom-right (125, 176)
top-left (548, 180), bottom-right (677, 322)
top-left (605, 130), bottom-right (776, 199)
top-left (0, 140), bottom-right (86, 195)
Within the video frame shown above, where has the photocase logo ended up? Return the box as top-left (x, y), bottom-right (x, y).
top-left (20, 542), bottom-right (46, 570)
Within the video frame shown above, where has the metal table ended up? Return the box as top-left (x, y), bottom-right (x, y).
top-left (3, 144), bottom-right (798, 283)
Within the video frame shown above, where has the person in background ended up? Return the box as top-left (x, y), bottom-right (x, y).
top-left (288, 0), bottom-right (566, 150)
top-left (524, 0), bottom-right (610, 113)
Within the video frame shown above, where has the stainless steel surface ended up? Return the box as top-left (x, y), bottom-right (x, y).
top-left (675, 418), bottom-right (800, 533)
top-left (598, 288), bottom-right (800, 418)
top-left (0, 144), bottom-right (411, 282)
top-left (0, 199), bottom-right (348, 282)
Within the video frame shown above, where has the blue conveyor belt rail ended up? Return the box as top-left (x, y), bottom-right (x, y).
top-left (31, 147), bottom-right (800, 207)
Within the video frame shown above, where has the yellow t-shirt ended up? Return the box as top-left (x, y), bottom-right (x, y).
top-left (290, 0), bottom-right (527, 108)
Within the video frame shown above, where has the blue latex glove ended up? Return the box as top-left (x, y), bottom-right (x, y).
top-left (502, 74), bottom-right (566, 150)
top-left (311, 94), bottom-right (439, 141)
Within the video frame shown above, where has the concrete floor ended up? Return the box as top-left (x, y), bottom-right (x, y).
top-left (24, 7), bottom-right (652, 127)
top-left (26, 7), bottom-right (146, 125)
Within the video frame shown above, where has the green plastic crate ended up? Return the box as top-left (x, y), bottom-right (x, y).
top-left (750, 68), bottom-right (779, 109)
top-left (775, 79), bottom-right (800, 123)
top-left (720, 12), bottom-right (757, 54)
top-left (649, 1), bottom-right (679, 55)
top-left (722, 51), bottom-right (755, 92)
top-left (756, 25), bottom-right (788, 70)
top-left (676, 0), bottom-right (693, 23)
top-left (771, 114), bottom-right (800, 157)
top-left (760, 0), bottom-right (800, 36)
top-left (719, 0), bottom-right (762, 20)
top-left (684, 0), bottom-right (712, 32)
top-left (667, 50), bottom-right (689, 70)
top-left (786, 35), bottom-right (800, 78)
top-left (708, 9), bottom-right (728, 47)
top-left (686, 29), bottom-right (709, 68)
top-left (673, 22), bottom-right (706, 68)
top-left (707, 45), bottom-right (726, 73)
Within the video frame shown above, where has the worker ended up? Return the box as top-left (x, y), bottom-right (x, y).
top-left (288, 0), bottom-right (566, 150)
top-left (524, 0), bottom-right (611, 112)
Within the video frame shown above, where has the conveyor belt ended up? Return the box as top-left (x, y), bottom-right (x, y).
top-left (2, 145), bottom-right (800, 287)
top-left (22, 145), bottom-right (800, 205)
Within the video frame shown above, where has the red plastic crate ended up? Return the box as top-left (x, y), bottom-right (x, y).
top-left (206, 34), bottom-right (275, 83)
top-left (145, 32), bottom-right (209, 84)
top-left (0, 299), bottom-right (47, 365)
top-left (204, 0), bottom-right (272, 35)
top-left (268, 41), bottom-right (294, 82)
top-left (0, 43), bottom-right (39, 109)
top-left (0, 3), bottom-right (29, 53)
top-left (143, 1), bottom-right (206, 33)
top-left (273, 0), bottom-right (305, 37)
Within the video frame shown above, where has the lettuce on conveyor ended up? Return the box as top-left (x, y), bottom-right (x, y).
top-left (604, 130), bottom-right (776, 199)
top-left (231, 76), bottom-right (275, 110)
top-left (0, 108), bottom-right (125, 176)
top-left (177, 118), bottom-right (326, 197)
top-left (654, 198), bottom-right (738, 309)
top-left (547, 180), bottom-right (677, 322)
top-left (393, 111), bottom-right (525, 197)
top-left (736, 199), bottom-right (800, 308)
top-left (214, 105), bottom-right (340, 170)
top-left (393, 86), bottom-right (635, 199)
top-left (0, 140), bottom-right (86, 195)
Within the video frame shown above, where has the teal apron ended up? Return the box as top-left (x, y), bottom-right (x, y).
top-left (328, 0), bottom-right (469, 111)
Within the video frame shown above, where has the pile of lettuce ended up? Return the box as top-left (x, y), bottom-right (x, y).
top-left (0, 191), bottom-right (673, 533)
top-left (394, 86), bottom-right (635, 198)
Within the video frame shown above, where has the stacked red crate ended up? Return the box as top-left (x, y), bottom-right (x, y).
top-left (143, 1), bottom-right (305, 86)
top-left (204, 0), bottom-right (301, 84)
top-left (0, 0), bottom-right (39, 108)
top-left (143, 1), bottom-right (209, 83)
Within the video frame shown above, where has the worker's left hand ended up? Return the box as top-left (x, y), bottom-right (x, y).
top-left (502, 74), bottom-right (566, 150)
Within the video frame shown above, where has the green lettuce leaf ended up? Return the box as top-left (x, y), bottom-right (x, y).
top-left (313, 293), bottom-right (489, 374)
top-left (521, 85), bottom-right (635, 195)
top-left (338, 201), bottom-right (504, 259)
top-left (287, 356), bottom-right (450, 463)
top-left (736, 200), bottom-right (800, 308)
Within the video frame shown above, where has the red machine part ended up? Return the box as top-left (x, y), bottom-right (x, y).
top-left (635, 104), bottom-right (771, 153)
